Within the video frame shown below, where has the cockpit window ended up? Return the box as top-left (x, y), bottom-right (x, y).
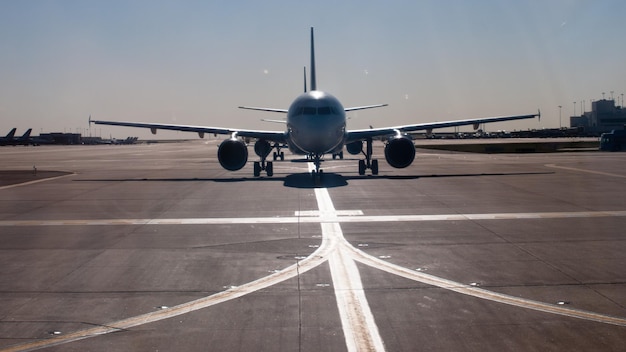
top-left (292, 106), bottom-right (336, 116)
top-left (318, 106), bottom-right (331, 115)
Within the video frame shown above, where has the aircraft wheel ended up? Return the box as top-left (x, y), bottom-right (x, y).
top-left (358, 160), bottom-right (366, 175)
top-left (273, 152), bottom-right (277, 161)
top-left (371, 159), bottom-right (379, 175)
top-left (253, 162), bottom-right (261, 177)
top-left (266, 161), bottom-right (274, 176)
top-left (339, 152), bottom-right (344, 160)
top-left (280, 152), bottom-right (284, 161)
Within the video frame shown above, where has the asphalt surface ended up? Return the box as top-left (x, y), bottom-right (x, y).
top-left (0, 141), bottom-right (625, 351)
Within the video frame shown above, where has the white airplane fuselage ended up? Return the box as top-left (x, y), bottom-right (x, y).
top-left (286, 90), bottom-right (346, 155)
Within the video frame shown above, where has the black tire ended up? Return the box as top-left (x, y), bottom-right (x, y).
top-left (253, 162), bottom-right (261, 177)
top-left (358, 160), bottom-right (366, 175)
top-left (266, 162), bottom-right (273, 176)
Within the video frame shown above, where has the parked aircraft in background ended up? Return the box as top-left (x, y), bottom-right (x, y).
top-left (12, 129), bottom-right (32, 146)
top-left (1, 128), bottom-right (34, 146)
top-left (91, 28), bottom-right (539, 179)
top-left (0, 128), bottom-right (17, 146)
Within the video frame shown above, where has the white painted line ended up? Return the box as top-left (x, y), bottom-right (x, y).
top-left (346, 245), bottom-right (626, 327)
top-left (0, 173), bottom-right (75, 190)
top-left (2, 222), bottom-right (335, 352)
top-left (296, 210), bottom-right (364, 217)
top-left (546, 164), bottom-right (626, 179)
top-left (3, 210), bottom-right (626, 227)
top-left (311, 163), bottom-right (386, 352)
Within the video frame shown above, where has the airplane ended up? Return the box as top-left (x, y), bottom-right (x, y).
top-left (13, 128), bottom-right (32, 146)
top-left (0, 128), bottom-right (17, 146)
top-left (90, 28), bottom-right (540, 179)
top-left (0, 129), bottom-right (34, 146)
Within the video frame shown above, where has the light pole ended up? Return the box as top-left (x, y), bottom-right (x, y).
top-left (582, 100), bottom-right (585, 115)
top-left (573, 101), bottom-right (576, 116)
top-left (558, 105), bottom-right (562, 129)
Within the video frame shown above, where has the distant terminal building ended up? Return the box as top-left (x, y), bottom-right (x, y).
top-left (38, 133), bottom-right (82, 145)
top-left (570, 99), bottom-right (626, 135)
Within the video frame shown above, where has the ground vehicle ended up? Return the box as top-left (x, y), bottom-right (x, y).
top-left (600, 129), bottom-right (626, 151)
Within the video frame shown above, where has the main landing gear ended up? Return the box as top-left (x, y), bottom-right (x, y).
top-left (253, 160), bottom-right (273, 177)
top-left (358, 138), bottom-right (379, 176)
top-left (253, 141), bottom-right (286, 177)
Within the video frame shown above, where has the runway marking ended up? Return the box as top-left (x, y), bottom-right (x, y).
top-left (347, 245), bottom-right (626, 327)
top-left (0, 217), bottom-right (336, 352)
top-left (3, 210), bottom-right (626, 227)
top-left (4, 173), bottom-right (626, 351)
top-left (0, 173), bottom-right (75, 190)
top-left (546, 164), bottom-right (626, 178)
top-left (296, 210), bottom-right (364, 217)
top-left (312, 176), bottom-right (385, 352)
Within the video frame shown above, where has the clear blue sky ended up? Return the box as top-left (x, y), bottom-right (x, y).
top-left (1, 0), bottom-right (625, 138)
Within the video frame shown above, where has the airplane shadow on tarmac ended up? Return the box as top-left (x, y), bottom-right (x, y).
top-left (75, 171), bottom-right (554, 189)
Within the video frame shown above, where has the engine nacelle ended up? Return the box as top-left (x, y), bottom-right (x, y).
top-left (346, 140), bottom-right (363, 155)
top-left (384, 135), bottom-right (415, 168)
top-left (254, 139), bottom-right (272, 158)
top-left (218, 138), bottom-right (248, 171)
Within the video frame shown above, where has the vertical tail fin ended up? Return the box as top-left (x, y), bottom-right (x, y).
top-left (19, 128), bottom-right (32, 140)
top-left (5, 128), bottom-right (16, 139)
top-left (310, 27), bottom-right (317, 91)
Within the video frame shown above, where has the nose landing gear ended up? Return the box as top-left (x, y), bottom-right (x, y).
top-left (310, 153), bottom-right (324, 182)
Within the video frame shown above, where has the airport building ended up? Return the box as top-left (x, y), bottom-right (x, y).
top-left (570, 99), bottom-right (626, 134)
top-left (38, 132), bottom-right (82, 145)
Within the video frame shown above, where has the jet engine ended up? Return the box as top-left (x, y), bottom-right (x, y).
top-left (218, 138), bottom-right (248, 171)
top-left (384, 135), bottom-right (415, 168)
top-left (346, 140), bottom-right (363, 155)
top-left (254, 139), bottom-right (272, 158)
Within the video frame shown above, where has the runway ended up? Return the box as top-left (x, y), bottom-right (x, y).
top-left (1, 141), bottom-right (625, 351)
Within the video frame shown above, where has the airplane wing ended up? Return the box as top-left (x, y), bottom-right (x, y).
top-left (238, 106), bottom-right (288, 113)
top-left (261, 118), bottom-right (287, 124)
top-left (346, 111), bottom-right (540, 142)
top-left (344, 104), bottom-right (388, 112)
top-left (89, 118), bottom-right (288, 143)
